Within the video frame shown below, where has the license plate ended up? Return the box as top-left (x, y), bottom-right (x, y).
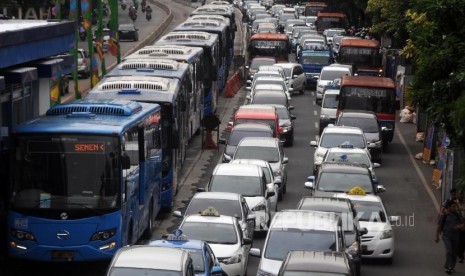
top-left (51, 251), bottom-right (75, 260)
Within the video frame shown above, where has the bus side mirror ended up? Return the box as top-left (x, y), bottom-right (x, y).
top-left (122, 153), bottom-right (131, 170)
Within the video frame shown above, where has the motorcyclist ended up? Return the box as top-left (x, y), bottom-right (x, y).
top-left (145, 5), bottom-right (152, 20)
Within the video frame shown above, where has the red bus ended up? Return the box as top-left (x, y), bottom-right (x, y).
top-left (315, 12), bottom-right (346, 34)
top-left (304, 2), bottom-right (327, 16)
top-left (338, 75), bottom-right (398, 146)
top-left (248, 33), bottom-right (290, 62)
top-left (336, 38), bottom-right (383, 76)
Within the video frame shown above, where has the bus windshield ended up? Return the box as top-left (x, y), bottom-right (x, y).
top-left (11, 135), bottom-right (121, 211)
top-left (301, 53), bottom-right (331, 65)
top-left (316, 17), bottom-right (345, 31)
top-left (339, 86), bottom-right (396, 113)
top-left (337, 47), bottom-right (381, 68)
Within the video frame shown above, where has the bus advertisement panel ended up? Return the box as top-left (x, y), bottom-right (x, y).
top-left (248, 33), bottom-right (290, 62)
top-left (8, 99), bottom-right (162, 261)
top-left (338, 76), bottom-right (397, 144)
top-left (336, 38), bottom-right (383, 76)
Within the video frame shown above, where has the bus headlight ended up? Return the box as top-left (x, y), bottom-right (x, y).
top-left (11, 229), bottom-right (35, 241)
top-left (91, 228), bottom-right (116, 241)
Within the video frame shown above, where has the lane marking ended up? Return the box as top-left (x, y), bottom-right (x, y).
top-left (312, 100), bottom-right (316, 106)
top-left (396, 127), bottom-right (440, 212)
top-left (314, 122), bottom-right (318, 128)
top-left (313, 110), bottom-right (317, 116)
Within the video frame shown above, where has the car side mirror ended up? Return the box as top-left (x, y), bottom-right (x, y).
top-left (304, 181), bottom-right (314, 189)
top-left (359, 227), bottom-right (368, 235)
top-left (245, 65), bottom-right (250, 69)
top-left (274, 178), bottom-right (282, 185)
top-left (197, 187), bottom-right (206, 192)
top-left (288, 87), bottom-right (294, 92)
top-left (219, 138), bottom-right (227, 144)
top-left (211, 265), bottom-right (223, 276)
top-left (310, 140), bottom-right (318, 147)
top-left (246, 80), bottom-right (252, 84)
top-left (266, 190), bottom-right (275, 198)
top-left (288, 106), bottom-right (294, 111)
top-left (373, 162), bottom-right (381, 168)
top-left (291, 114), bottom-right (296, 120)
top-left (249, 248), bottom-right (261, 257)
top-left (173, 210), bottom-right (183, 218)
top-left (246, 87), bottom-right (251, 91)
top-left (368, 143), bottom-right (377, 149)
top-left (376, 185), bottom-right (386, 193)
top-left (282, 157), bottom-right (289, 164)
top-left (307, 175), bottom-right (315, 181)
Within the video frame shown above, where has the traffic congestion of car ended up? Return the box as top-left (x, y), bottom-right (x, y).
top-left (75, 1), bottom-right (399, 275)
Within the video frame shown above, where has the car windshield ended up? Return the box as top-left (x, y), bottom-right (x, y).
top-left (186, 198), bottom-right (242, 219)
top-left (253, 95), bottom-right (287, 106)
top-left (337, 117), bottom-right (379, 133)
top-left (229, 130), bottom-right (272, 146)
top-left (251, 59), bottom-right (276, 70)
top-left (322, 94), bottom-right (339, 108)
top-left (264, 229), bottom-right (336, 260)
top-left (184, 249), bottom-right (205, 273)
top-left (234, 145), bottom-right (280, 162)
top-left (275, 107), bottom-right (290, 119)
top-left (320, 133), bottom-right (365, 148)
top-left (317, 172), bottom-right (374, 193)
top-left (181, 221), bottom-right (238, 244)
top-left (119, 25), bottom-right (134, 31)
top-left (279, 67), bottom-right (292, 77)
top-left (320, 70), bottom-right (349, 81)
top-left (301, 55), bottom-right (330, 65)
top-left (210, 175), bottom-right (263, 197)
top-left (352, 201), bottom-right (386, 222)
top-left (325, 152), bottom-right (370, 167)
top-left (108, 268), bottom-right (180, 276)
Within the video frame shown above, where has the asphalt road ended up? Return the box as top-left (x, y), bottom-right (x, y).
top-left (3, 1), bottom-right (459, 275)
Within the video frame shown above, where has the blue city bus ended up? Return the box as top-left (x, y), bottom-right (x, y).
top-left (191, 4), bottom-right (237, 35)
top-left (156, 31), bottom-right (220, 115)
top-left (173, 20), bottom-right (229, 91)
top-left (8, 99), bottom-right (162, 261)
top-left (125, 45), bottom-right (204, 140)
top-left (87, 75), bottom-right (186, 210)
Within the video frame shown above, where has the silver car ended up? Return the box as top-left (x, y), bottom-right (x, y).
top-left (275, 63), bottom-right (307, 94)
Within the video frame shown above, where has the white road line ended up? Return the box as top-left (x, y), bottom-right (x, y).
top-left (312, 100), bottom-right (316, 106)
top-left (315, 135), bottom-right (319, 140)
top-left (311, 92), bottom-right (315, 96)
top-left (314, 122), bottom-right (318, 128)
top-left (313, 110), bottom-right (317, 116)
top-left (396, 127), bottom-right (441, 212)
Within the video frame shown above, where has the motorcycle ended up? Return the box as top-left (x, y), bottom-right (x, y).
top-left (121, 3), bottom-right (127, 10)
top-left (141, 0), bottom-right (146, 12)
top-left (129, 9), bottom-right (137, 22)
top-left (146, 11), bottom-right (151, 21)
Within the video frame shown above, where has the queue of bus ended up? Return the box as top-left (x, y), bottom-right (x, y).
top-left (6, 2), bottom-right (238, 262)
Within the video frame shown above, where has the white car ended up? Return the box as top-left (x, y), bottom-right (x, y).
top-left (316, 65), bottom-right (351, 104)
top-left (231, 159), bottom-right (280, 209)
top-left (319, 86), bottom-right (340, 134)
top-left (335, 193), bottom-right (399, 263)
top-left (173, 192), bottom-right (256, 240)
top-left (250, 83), bottom-right (291, 103)
top-left (247, 77), bottom-right (292, 99)
top-left (247, 71), bottom-right (283, 89)
top-left (201, 163), bottom-right (276, 231)
top-left (274, 63), bottom-right (307, 94)
top-left (249, 210), bottom-right (346, 276)
top-left (106, 246), bottom-right (194, 276)
top-left (310, 125), bottom-right (368, 174)
top-left (179, 210), bottom-right (253, 276)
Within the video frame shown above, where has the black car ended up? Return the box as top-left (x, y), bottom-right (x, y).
top-left (278, 250), bottom-right (355, 276)
top-left (304, 162), bottom-right (386, 196)
top-left (270, 104), bottom-right (296, 147)
top-left (118, 23), bottom-right (139, 41)
top-left (297, 196), bottom-right (367, 276)
top-left (219, 123), bottom-right (274, 163)
top-left (336, 111), bottom-right (384, 163)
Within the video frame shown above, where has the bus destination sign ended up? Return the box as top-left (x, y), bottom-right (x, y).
top-left (347, 87), bottom-right (387, 97)
top-left (27, 141), bottom-right (106, 154)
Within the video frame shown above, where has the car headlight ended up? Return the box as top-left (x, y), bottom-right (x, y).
top-left (251, 202), bottom-right (266, 211)
top-left (380, 229), bottom-right (393, 240)
top-left (281, 126), bottom-right (291, 133)
top-left (347, 241), bottom-right (359, 257)
top-left (257, 268), bottom-right (276, 276)
top-left (91, 228), bottom-right (116, 241)
top-left (224, 253), bottom-right (242, 264)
